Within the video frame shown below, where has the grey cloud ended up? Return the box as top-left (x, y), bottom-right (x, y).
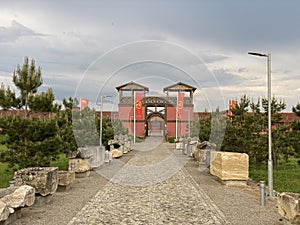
top-left (0, 20), bottom-right (44, 42)
top-left (211, 69), bottom-right (246, 87)
top-left (237, 67), bottom-right (248, 73)
top-left (198, 52), bottom-right (229, 64)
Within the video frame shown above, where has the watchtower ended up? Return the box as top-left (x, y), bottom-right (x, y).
top-left (116, 81), bottom-right (149, 137)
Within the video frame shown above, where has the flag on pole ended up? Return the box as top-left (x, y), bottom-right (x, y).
top-left (134, 92), bottom-right (143, 119)
top-left (80, 98), bottom-right (89, 110)
top-left (227, 100), bottom-right (237, 116)
top-left (177, 92), bottom-right (184, 119)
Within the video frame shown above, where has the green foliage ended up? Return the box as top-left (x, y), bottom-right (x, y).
top-left (292, 103), bottom-right (300, 117)
top-left (28, 87), bottom-right (61, 112)
top-left (0, 162), bottom-right (15, 188)
top-left (0, 115), bottom-right (61, 168)
top-left (168, 136), bottom-right (175, 143)
top-left (262, 97), bottom-right (286, 125)
top-left (112, 119), bottom-right (128, 135)
top-left (249, 158), bottom-right (300, 193)
top-left (221, 95), bottom-right (292, 166)
top-left (222, 96), bottom-right (268, 163)
top-left (210, 108), bottom-right (226, 150)
top-left (191, 115), bottom-right (211, 141)
top-left (0, 83), bottom-right (20, 110)
top-left (50, 153), bottom-right (69, 170)
top-left (72, 107), bottom-right (100, 147)
top-left (95, 116), bottom-right (115, 147)
top-left (12, 56), bottom-right (43, 112)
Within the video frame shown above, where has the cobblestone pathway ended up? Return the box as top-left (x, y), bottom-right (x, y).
top-left (68, 137), bottom-right (227, 225)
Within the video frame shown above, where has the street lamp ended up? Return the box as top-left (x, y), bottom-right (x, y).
top-left (248, 51), bottom-right (273, 196)
top-left (99, 95), bottom-right (111, 146)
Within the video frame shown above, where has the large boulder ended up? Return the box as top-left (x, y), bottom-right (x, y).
top-left (1, 185), bottom-right (35, 208)
top-left (111, 149), bottom-right (123, 158)
top-left (58, 171), bottom-right (75, 187)
top-left (277, 192), bottom-right (300, 224)
top-left (210, 151), bottom-right (249, 181)
top-left (13, 167), bottom-right (58, 196)
top-left (0, 200), bottom-right (10, 222)
top-left (192, 141), bottom-right (216, 166)
top-left (68, 158), bottom-right (91, 173)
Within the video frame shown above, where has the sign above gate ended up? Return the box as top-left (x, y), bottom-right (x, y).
top-left (144, 97), bottom-right (176, 106)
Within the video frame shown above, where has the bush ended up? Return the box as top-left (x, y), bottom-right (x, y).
top-left (168, 137), bottom-right (175, 143)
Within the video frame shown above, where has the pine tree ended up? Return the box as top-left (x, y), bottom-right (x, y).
top-left (292, 103), bottom-right (300, 117)
top-left (0, 115), bottom-right (61, 168)
top-left (0, 83), bottom-right (20, 110)
top-left (12, 57), bottom-right (43, 114)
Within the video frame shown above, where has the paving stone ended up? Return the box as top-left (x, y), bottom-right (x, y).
top-left (68, 137), bottom-right (227, 225)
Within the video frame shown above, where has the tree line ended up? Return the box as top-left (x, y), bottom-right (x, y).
top-left (0, 57), bottom-right (126, 169)
top-left (192, 95), bottom-right (300, 166)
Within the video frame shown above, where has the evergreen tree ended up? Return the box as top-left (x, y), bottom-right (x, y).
top-left (72, 107), bottom-right (100, 147)
top-left (0, 83), bottom-right (20, 110)
top-left (292, 103), bottom-right (300, 117)
top-left (222, 96), bottom-right (267, 163)
top-left (12, 57), bottom-right (43, 114)
top-left (28, 88), bottom-right (61, 112)
top-left (262, 97), bottom-right (286, 166)
top-left (0, 115), bottom-right (61, 168)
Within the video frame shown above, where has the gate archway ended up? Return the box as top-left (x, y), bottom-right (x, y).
top-left (146, 112), bottom-right (165, 137)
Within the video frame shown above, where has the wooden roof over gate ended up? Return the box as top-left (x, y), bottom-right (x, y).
top-left (163, 82), bottom-right (196, 93)
top-left (116, 81), bottom-right (149, 92)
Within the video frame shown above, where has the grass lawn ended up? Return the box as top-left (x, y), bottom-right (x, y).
top-left (249, 157), bottom-right (300, 193)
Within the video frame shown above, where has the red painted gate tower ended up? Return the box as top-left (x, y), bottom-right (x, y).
top-left (116, 82), bottom-right (196, 139)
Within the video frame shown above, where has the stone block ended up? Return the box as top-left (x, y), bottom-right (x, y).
top-left (0, 200), bottom-right (10, 222)
top-left (277, 192), bottom-right (300, 224)
top-left (210, 151), bottom-right (249, 181)
top-left (111, 149), bottom-right (123, 158)
top-left (13, 167), bottom-right (58, 196)
top-left (58, 171), bottom-right (75, 187)
top-left (68, 158), bottom-right (91, 173)
top-left (1, 185), bottom-right (35, 208)
top-left (0, 208), bottom-right (21, 225)
top-left (75, 171), bottom-right (90, 178)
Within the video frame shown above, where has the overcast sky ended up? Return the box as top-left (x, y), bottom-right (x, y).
top-left (0, 0), bottom-right (300, 112)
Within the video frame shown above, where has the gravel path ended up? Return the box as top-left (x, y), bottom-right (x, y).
top-left (15, 137), bottom-right (284, 225)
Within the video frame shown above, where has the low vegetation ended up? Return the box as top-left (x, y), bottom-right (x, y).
top-left (249, 156), bottom-right (300, 193)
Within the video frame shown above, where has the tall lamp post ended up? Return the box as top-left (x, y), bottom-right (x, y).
top-left (248, 51), bottom-right (273, 196)
top-left (99, 95), bottom-right (111, 146)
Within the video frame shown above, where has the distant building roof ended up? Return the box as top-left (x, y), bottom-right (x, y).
top-left (163, 82), bottom-right (197, 93)
top-left (115, 81), bottom-right (149, 92)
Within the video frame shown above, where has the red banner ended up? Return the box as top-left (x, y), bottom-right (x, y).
top-left (80, 98), bottom-right (89, 110)
top-left (177, 92), bottom-right (184, 119)
top-left (227, 100), bottom-right (237, 116)
top-left (134, 92), bottom-right (143, 119)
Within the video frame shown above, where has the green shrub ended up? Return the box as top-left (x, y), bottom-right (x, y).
top-left (168, 137), bottom-right (175, 143)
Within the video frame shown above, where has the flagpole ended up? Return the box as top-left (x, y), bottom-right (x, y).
top-left (133, 91), bottom-right (136, 144)
top-left (176, 92), bottom-right (178, 140)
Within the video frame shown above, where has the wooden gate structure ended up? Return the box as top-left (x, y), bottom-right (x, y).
top-left (116, 81), bottom-right (196, 139)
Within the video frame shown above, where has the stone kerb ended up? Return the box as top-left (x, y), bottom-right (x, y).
top-left (277, 192), bottom-right (300, 224)
top-left (210, 151), bottom-right (249, 185)
top-left (13, 167), bottom-right (58, 196)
